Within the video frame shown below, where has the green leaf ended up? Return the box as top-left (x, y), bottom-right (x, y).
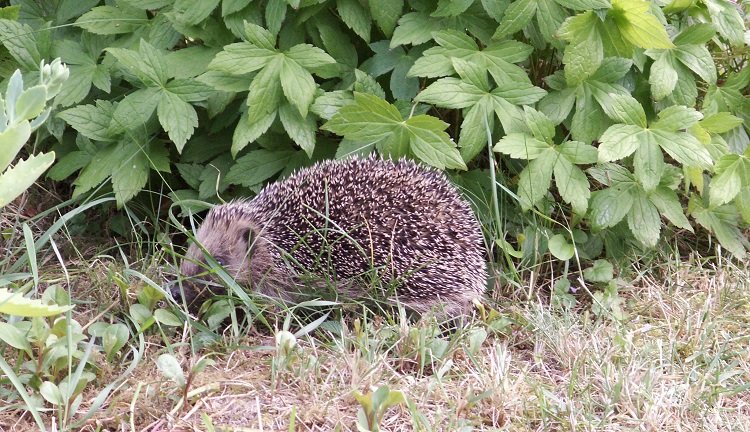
top-left (157, 91), bottom-right (198, 152)
top-left (0, 322), bottom-right (32, 353)
top-left (323, 92), bottom-right (403, 141)
top-left (523, 106), bottom-right (555, 143)
top-left (596, 92), bottom-right (646, 127)
top-left (0, 19), bottom-right (40, 70)
top-left (265, 0), bottom-right (287, 35)
top-left (370, 0), bottom-right (403, 36)
top-left (405, 115), bottom-right (466, 170)
top-left (232, 111), bottom-right (276, 156)
top-left (689, 196), bottom-right (746, 257)
top-left (703, 0), bottom-right (745, 46)
top-left (391, 12), bottom-right (443, 47)
top-left (279, 57), bottom-right (316, 117)
top-left (111, 87), bottom-right (160, 132)
top-left (0, 121), bottom-right (32, 172)
top-left (672, 24), bottom-right (716, 46)
top-left (493, 133), bottom-right (549, 159)
top-left (674, 44), bottom-right (717, 84)
top-left (710, 154), bottom-right (750, 206)
top-left (518, 150), bottom-right (555, 209)
top-left (47, 151), bottom-right (91, 181)
top-left (414, 78), bottom-right (485, 109)
top-left (278, 103), bottom-right (316, 157)
top-left (492, 0), bottom-right (537, 39)
top-left (310, 90), bottom-right (354, 120)
top-left (243, 22), bottom-right (276, 50)
top-left (75, 5), bottom-right (146, 35)
top-left (650, 187), bottom-right (692, 231)
top-left (284, 44), bottom-right (337, 70)
top-left (558, 140), bottom-right (598, 164)
top-left (652, 129), bottom-right (712, 170)
top-left (337, 0), bottom-right (371, 41)
top-left (548, 234), bottom-right (575, 260)
top-left (583, 259), bottom-right (614, 282)
top-left (627, 190), bottom-right (661, 246)
top-left (589, 184), bottom-right (635, 229)
top-left (209, 42), bottom-right (278, 75)
top-left (40, 382), bottom-right (63, 406)
top-left (700, 113), bottom-right (743, 134)
top-left (0, 287), bottom-right (72, 317)
top-left (0, 152), bottom-right (56, 208)
top-left (648, 52), bottom-right (678, 100)
top-left (156, 354), bottom-right (186, 388)
top-left (458, 102), bottom-right (492, 162)
top-left (57, 101), bottom-right (116, 142)
top-left (14, 85), bottom-right (47, 121)
top-left (226, 149), bottom-right (294, 187)
top-left (609, 0), bottom-right (674, 49)
top-left (171, 0), bottom-right (219, 26)
top-left (598, 124), bottom-right (646, 162)
top-left (538, 89), bottom-right (576, 124)
top-left (554, 158), bottom-right (591, 214)
top-left (651, 105), bottom-right (703, 132)
top-left (245, 56), bottom-right (283, 125)
top-left (633, 134), bottom-right (663, 191)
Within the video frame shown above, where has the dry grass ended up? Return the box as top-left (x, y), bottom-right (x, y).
top-left (3, 250), bottom-right (750, 431)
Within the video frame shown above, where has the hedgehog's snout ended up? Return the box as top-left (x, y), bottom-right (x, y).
top-left (168, 279), bottom-right (199, 305)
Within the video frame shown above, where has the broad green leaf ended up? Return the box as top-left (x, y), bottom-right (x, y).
top-left (278, 103), bottom-right (316, 156)
top-left (652, 129), bottom-right (712, 170)
top-left (40, 382), bottom-right (63, 406)
top-left (47, 151), bottom-right (91, 181)
top-left (558, 12), bottom-right (603, 85)
top-left (15, 86), bottom-right (47, 121)
top-left (491, 83), bottom-right (546, 105)
top-left (538, 88), bottom-right (576, 124)
top-left (535, 0), bottom-right (567, 44)
top-left (609, 0), bottom-right (674, 49)
top-left (674, 44), bottom-right (717, 84)
top-left (689, 196), bottom-right (746, 257)
top-left (245, 56), bottom-right (283, 125)
top-left (405, 115), bottom-right (466, 170)
top-left (232, 111), bottom-right (276, 156)
top-left (710, 154), bottom-right (750, 206)
top-left (492, 0), bottom-right (536, 39)
top-left (433, 0), bottom-right (474, 17)
top-left (558, 140), bottom-right (598, 164)
top-left (651, 105), bottom-right (702, 131)
top-left (589, 57), bottom-right (633, 83)
top-left (0, 287), bottom-right (72, 317)
top-left (598, 124), bottom-right (646, 162)
top-left (595, 92), bottom-right (646, 127)
top-left (226, 149), bottom-right (294, 187)
top-left (0, 121), bottom-right (32, 171)
top-left (0, 19), bottom-right (40, 70)
top-left (75, 6), bottom-right (147, 35)
top-left (265, 0), bottom-right (286, 35)
top-left (138, 40), bottom-right (170, 85)
top-left (164, 78), bottom-right (214, 102)
top-left (284, 44), bottom-right (337, 70)
top-left (243, 22), bottom-right (276, 50)
top-left (628, 190), bottom-right (661, 246)
top-left (111, 142), bottom-right (165, 207)
top-left (171, 0), bottom-right (220, 26)
top-left (0, 322), bottom-right (32, 353)
top-left (0, 152), bottom-right (55, 208)
top-left (523, 106), bottom-right (555, 143)
top-left (493, 133), bottom-right (550, 159)
top-left (337, 0), bottom-right (371, 41)
top-left (648, 52), bottom-right (678, 100)
top-left (57, 101), bottom-right (116, 142)
top-left (414, 78), bottom-right (485, 109)
top-left (157, 91), bottom-right (198, 152)
top-left (156, 354), bottom-right (186, 387)
top-left (583, 259), bottom-right (614, 282)
top-left (209, 43), bottom-right (278, 75)
top-left (111, 88), bottom-right (160, 132)
top-left (633, 134), bottom-right (663, 192)
top-left (589, 184), bottom-right (634, 228)
top-left (703, 0), bottom-right (745, 46)
top-left (391, 12), bottom-right (442, 47)
top-left (548, 234), bottom-right (575, 260)
top-left (518, 150), bottom-right (556, 209)
top-left (323, 92), bottom-right (402, 142)
top-left (370, 0), bottom-right (402, 36)
top-left (672, 23), bottom-right (716, 45)
top-left (699, 112), bottom-right (744, 134)
top-left (310, 90), bottom-right (354, 120)
top-left (650, 187), bottom-right (692, 231)
top-left (458, 102), bottom-right (492, 162)
top-left (279, 57), bottom-right (316, 117)
top-left (553, 158), bottom-right (591, 213)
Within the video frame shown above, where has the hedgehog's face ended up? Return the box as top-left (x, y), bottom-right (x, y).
top-left (172, 208), bottom-right (257, 309)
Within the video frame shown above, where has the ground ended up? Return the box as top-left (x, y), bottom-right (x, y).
top-left (2, 242), bottom-right (749, 431)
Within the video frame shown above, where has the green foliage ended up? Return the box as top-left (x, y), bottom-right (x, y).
top-left (0, 1), bottom-right (746, 267)
top-left (0, 59), bottom-right (68, 208)
top-left (354, 385), bottom-right (407, 432)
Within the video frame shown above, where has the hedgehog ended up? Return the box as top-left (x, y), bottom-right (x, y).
top-left (173, 156), bottom-right (487, 315)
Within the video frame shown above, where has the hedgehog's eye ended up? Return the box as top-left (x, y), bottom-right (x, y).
top-left (215, 258), bottom-right (226, 267)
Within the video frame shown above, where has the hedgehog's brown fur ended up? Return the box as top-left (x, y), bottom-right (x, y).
top-left (176, 156), bottom-right (487, 315)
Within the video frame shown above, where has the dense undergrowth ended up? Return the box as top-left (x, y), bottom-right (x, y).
top-left (1, 0), bottom-right (749, 430)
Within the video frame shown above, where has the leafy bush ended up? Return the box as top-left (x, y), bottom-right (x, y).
top-left (0, 0), bottom-right (748, 262)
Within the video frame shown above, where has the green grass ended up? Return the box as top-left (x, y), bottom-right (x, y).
top-left (2, 197), bottom-right (750, 431)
